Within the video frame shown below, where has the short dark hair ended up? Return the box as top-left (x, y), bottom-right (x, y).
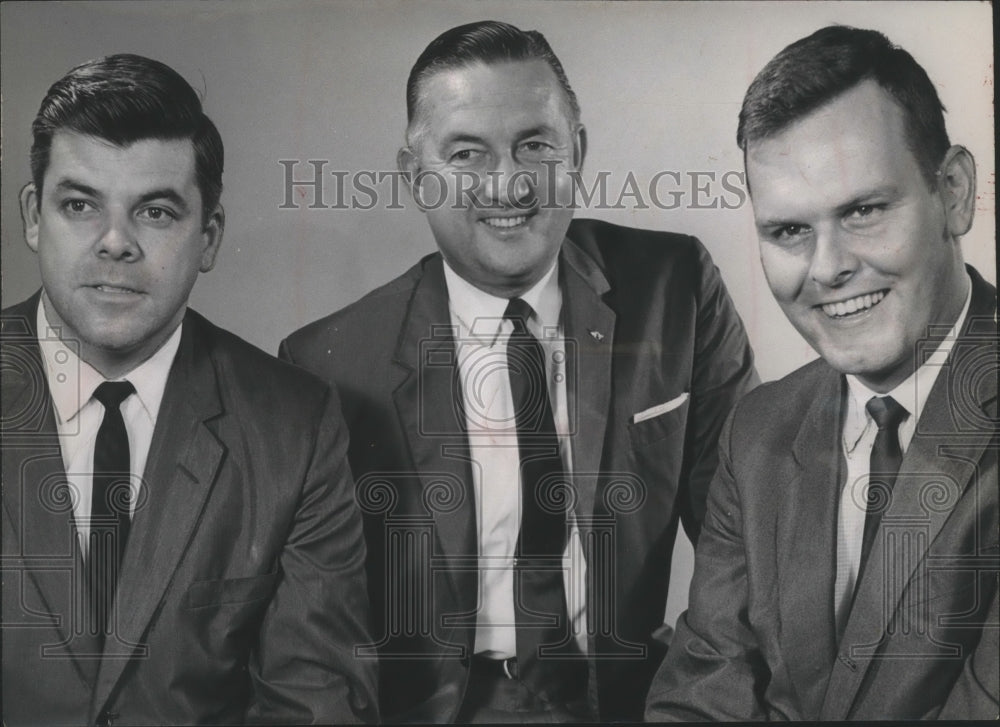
top-left (737, 25), bottom-right (949, 185)
top-left (405, 20), bottom-right (580, 143)
top-left (30, 53), bottom-right (224, 221)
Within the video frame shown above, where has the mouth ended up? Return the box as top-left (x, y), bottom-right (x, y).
top-left (479, 210), bottom-right (536, 231)
top-left (819, 290), bottom-right (887, 319)
top-left (90, 284), bottom-right (143, 295)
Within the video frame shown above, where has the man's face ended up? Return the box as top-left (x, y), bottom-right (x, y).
top-left (21, 131), bottom-right (223, 376)
top-left (746, 80), bottom-right (971, 392)
top-left (401, 60), bottom-right (585, 298)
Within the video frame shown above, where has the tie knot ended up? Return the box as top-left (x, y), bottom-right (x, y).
top-left (504, 297), bottom-right (535, 333)
top-left (866, 395), bottom-right (907, 430)
top-left (94, 380), bottom-right (136, 410)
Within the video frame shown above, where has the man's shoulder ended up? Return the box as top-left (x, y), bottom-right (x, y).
top-left (737, 357), bottom-right (834, 411)
top-left (566, 218), bottom-right (718, 291)
top-left (1, 294), bottom-right (41, 337)
top-left (185, 309), bottom-right (334, 411)
top-left (567, 218), bottom-right (706, 262)
top-left (730, 358), bottom-right (836, 439)
top-left (282, 255), bottom-right (432, 358)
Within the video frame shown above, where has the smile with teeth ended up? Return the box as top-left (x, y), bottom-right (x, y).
top-left (481, 215), bottom-right (529, 229)
top-left (820, 290), bottom-right (887, 318)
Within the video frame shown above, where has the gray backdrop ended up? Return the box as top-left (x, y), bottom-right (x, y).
top-left (1, 0), bottom-right (994, 626)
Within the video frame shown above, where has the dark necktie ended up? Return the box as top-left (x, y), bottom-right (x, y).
top-left (503, 298), bottom-right (584, 700)
top-left (88, 380), bottom-right (135, 646)
top-left (858, 395), bottom-right (908, 582)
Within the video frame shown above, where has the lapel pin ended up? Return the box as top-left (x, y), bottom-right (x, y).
top-left (589, 329), bottom-right (604, 342)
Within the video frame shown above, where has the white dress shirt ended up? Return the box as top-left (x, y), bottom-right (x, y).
top-left (442, 259), bottom-right (588, 658)
top-left (37, 296), bottom-right (181, 559)
top-left (834, 278), bottom-right (973, 634)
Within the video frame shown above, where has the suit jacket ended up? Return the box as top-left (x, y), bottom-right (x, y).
top-left (645, 266), bottom-right (999, 721)
top-left (280, 218), bottom-right (758, 721)
top-left (2, 294), bottom-right (378, 726)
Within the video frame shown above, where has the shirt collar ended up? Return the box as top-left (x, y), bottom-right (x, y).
top-left (845, 271), bottom-right (973, 439)
top-left (37, 295), bottom-right (183, 425)
top-left (442, 256), bottom-right (562, 346)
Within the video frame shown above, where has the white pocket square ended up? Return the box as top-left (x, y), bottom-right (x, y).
top-left (632, 392), bottom-right (690, 424)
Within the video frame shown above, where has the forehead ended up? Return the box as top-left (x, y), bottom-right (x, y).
top-left (746, 80), bottom-right (925, 216)
top-left (44, 131), bottom-right (199, 196)
top-left (415, 60), bottom-right (572, 138)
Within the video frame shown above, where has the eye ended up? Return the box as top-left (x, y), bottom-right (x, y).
top-left (518, 140), bottom-right (553, 157)
top-left (137, 206), bottom-right (177, 226)
top-left (449, 148), bottom-right (485, 165)
top-left (845, 204), bottom-right (886, 221)
top-left (61, 198), bottom-right (97, 217)
top-left (772, 223), bottom-right (812, 242)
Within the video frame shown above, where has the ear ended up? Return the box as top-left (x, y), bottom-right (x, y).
top-left (198, 204), bottom-right (225, 272)
top-left (19, 183), bottom-right (41, 253)
top-left (397, 145), bottom-right (420, 179)
top-left (572, 123), bottom-right (588, 171)
top-left (937, 145), bottom-right (976, 238)
top-left (397, 145), bottom-right (429, 212)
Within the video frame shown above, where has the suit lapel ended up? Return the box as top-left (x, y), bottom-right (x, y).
top-left (778, 368), bottom-right (842, 714)
top-left (560, 240), bottom-right (615, 528)
top-left (388, 245), bottom-right (616, 642)
top-left (554, 241), bottom-right (614, 718)
top-left (391, 256), bottom-right (477, 611)
top-left (821, 273), bottom-right (998, 719)
top-left (2, 295), bottom-right (102, 680)
top-left (91, 314), bottom-right (225, 715)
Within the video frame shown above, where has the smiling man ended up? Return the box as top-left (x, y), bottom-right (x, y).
top-left (1, 54), bottom-right (376, 725)
top-left (281, 20), bottom-right (756, 722)
top-left (646, 26), bottom-right (998, 721)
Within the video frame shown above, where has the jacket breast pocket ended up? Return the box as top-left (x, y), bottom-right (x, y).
top-left (628, 399), bottom-right (690, 449)
top-left (184, 571), bottom-right (280, 610)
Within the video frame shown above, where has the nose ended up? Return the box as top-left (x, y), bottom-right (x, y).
top-left (96, 211), bottom-right (141, 261)
top-left (486, 153), bottom-right (534, 208)
top-left (808, 224), bottom-right (857, 288)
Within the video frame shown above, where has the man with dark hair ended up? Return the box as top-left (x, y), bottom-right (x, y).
top-left (281, 20), bottom-right (757, 723)
top-left (27, 53), bottom-right (225, 220)
top-left (646, 25), bottom-right (998, 721)
top-left (2, 54), bottom-right (377, 725)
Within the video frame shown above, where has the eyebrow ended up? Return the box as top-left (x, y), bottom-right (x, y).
top-left (441, 133), bottom-right (488, 147)
top-left (516, 125), bottom-right (559, 140)
top-left (831, 186), bottom-right (899, 217)
top-left (52, 179), bottom-right (102, 198)
top-left (755, 185), bottom-right (901, 228)
top-left (136, 188), bottom-right (191, 214)
top-left (51, 179), bottom-right (190, 214)
top-left (440, 125), bottom-right (562, 148)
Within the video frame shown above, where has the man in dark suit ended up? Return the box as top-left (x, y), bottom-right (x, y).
top-left (1, 54), bottom-right (377, 725)
top-left (646, 26), bottom-right (998, 721)
top-left (281, 20), bottom-right (757, 722)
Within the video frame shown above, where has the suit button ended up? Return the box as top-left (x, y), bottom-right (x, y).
top-left (98, 710), bottom-right (119, 727)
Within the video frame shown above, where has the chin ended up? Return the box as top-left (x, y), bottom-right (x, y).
top-left (79, 327), bottom-right (148, 353)
top-left (832, 354), bottom-right (905, 386)
top-left (812, 345), bottom-right (871, 376)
